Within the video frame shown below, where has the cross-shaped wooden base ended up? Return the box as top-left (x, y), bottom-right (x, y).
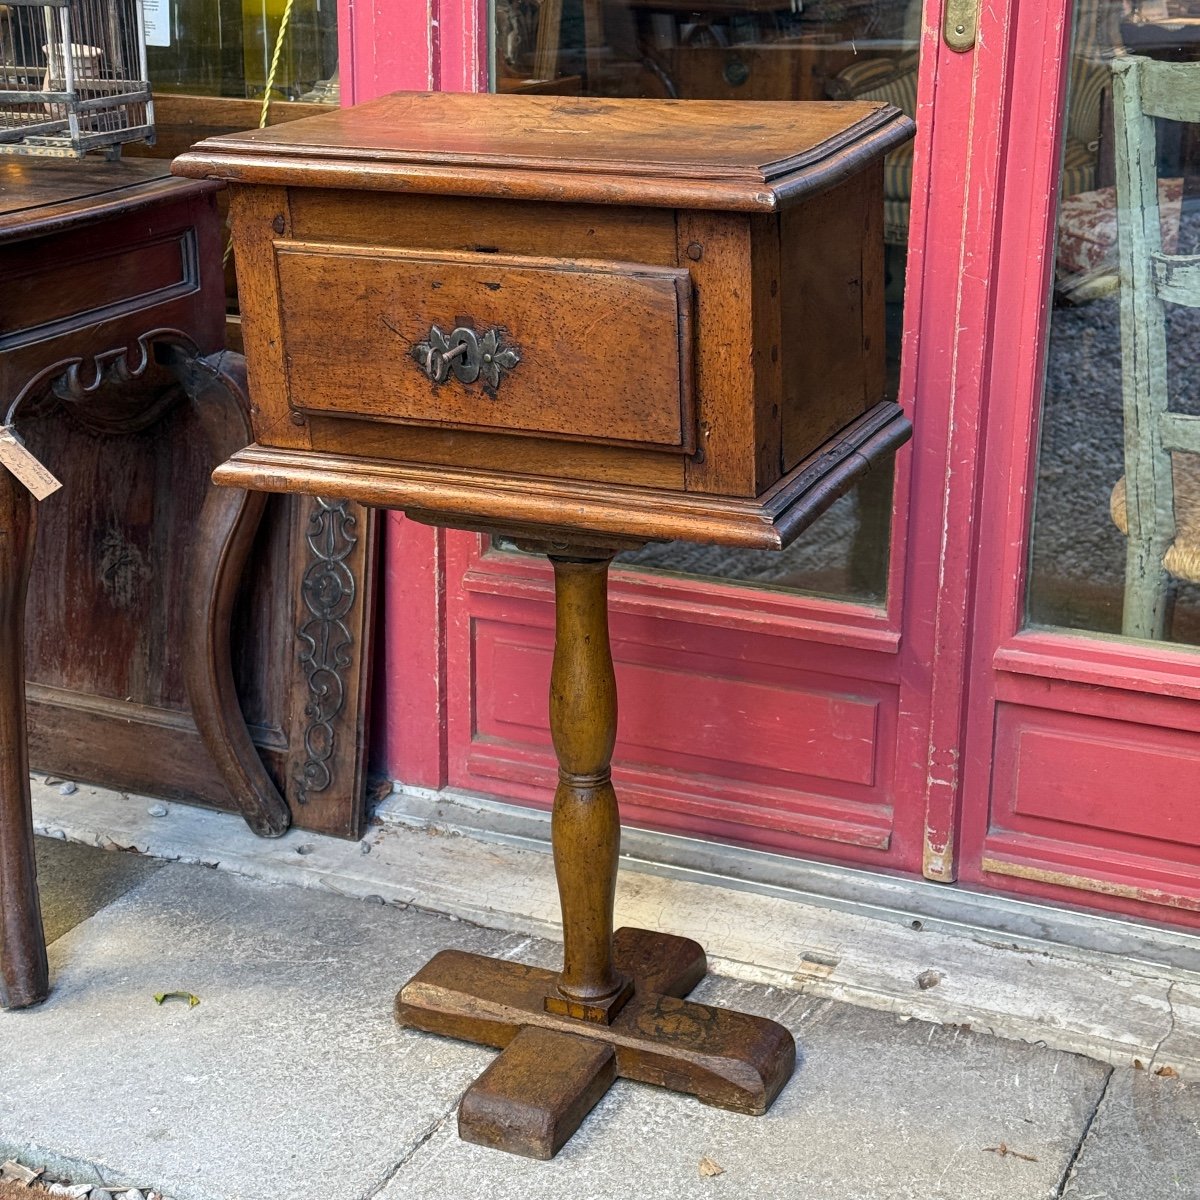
top-left (397, 926), bottom-right (795, 1159)
top-left (393, 543), bottom-right (796, 1159)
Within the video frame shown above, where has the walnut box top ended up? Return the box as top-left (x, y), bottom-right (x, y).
top-left (172, 91), bottom-right (913, 212)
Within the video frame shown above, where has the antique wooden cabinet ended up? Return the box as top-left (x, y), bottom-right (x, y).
top-left (174, 91), bottom-right (913, 1158)
top-left (175, 92), bottom-right (911, 543)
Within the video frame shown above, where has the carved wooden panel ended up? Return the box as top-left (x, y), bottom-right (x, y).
top-left (22, 401), bottom-right (376, 840)
top-left (284, 495), bottom-right (377, 832)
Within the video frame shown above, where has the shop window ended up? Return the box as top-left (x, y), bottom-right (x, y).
top-left (145, 0), bottom-right (337, 101)
top-left (491, 0), bottom-right (919, 605)
top-left (128, 0), bottom-right (337, 315)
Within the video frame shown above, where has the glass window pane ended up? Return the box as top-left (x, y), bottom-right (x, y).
top-left (1027, 1), bottom-right (1200, 645)
top-left (490, 0), bottom-right (917, 605)
top-left (145, 0), bottom-right (338, 101)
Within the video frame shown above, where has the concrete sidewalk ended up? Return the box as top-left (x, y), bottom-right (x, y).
top-left (1, 839), bottom-right (1198, 1200)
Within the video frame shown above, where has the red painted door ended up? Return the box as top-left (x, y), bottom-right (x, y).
top-left (377, 0), bottom-right (954, 880)
top-left (954, 0), bottom-right (1200, 926)
top-left (352, 0), bottom-right (1200, 926)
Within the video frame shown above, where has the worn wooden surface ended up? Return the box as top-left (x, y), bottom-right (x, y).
top-left (286, 189), bottom-right (679, 261)
top-left (168, 348), bottom-right (291, 838)
top-left (780, 163), bottom-right (886, 472)
top-left (173, 91), bottom-right (913, 213)
top-left (396, 933), bottom-right (796, 1119)
top-left (214, 402), bottom-right (910, 548)
top-left (676, 208), bottom-right (765, 496)
top-left (0, 159), bottom-right (183, 242)
top-left (0, 472), bottom-right (47, 1009)
top-left (457, 1026), bottom-right (617, 1159)
top-left (275, 245), bottom-right (695, 451)
top-left (543, 552), bottom-right (632, 1023)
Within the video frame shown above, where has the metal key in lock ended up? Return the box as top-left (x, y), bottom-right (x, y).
top-left (414, 324), bottom-right (521, 390)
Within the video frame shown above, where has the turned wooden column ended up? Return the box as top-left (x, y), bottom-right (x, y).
top-left (545, 551), bottom-right (633, 1023)
top-left (0, 470), bottom-right (48, 1010)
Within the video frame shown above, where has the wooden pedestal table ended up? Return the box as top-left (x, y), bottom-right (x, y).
top-left (174, 89), bottom-right (915, 1156)
top-left (0, 159), bottom-right (291, 1011)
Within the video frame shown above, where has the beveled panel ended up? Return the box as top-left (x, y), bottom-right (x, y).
top-left (274, 242), bottom-right (695, 451)
top-left (474, 619), bottom-right (881, 787)
top-left (0, 231), bottom-right (195, 351)
top-left (993, 704), bottom-right (1200, 852)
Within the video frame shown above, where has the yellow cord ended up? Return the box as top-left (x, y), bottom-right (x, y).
top-left (258, 0), bottom-right (297, 129)
top-left (225, 0), bottom-right (297, 267)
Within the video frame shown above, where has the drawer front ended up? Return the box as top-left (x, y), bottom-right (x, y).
top-left (1, 228), bottom-right (197, 353)
top-left (275, 242), bottom-right (695, 452)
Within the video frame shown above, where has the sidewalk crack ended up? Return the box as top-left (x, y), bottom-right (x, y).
top-left (360, 1106), bottom-right (456, 1199)
top-left (1148, 981), bottom-right (1178, 1071)
top-left (1054, 1066), bottom-right (1113, 1198)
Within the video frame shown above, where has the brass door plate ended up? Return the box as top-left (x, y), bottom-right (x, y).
top-left (943, 0), bottom-right (977, 52)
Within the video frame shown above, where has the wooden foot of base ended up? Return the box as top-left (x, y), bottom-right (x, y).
top-left (458, 1026), bottom-right (617, 1159)
top-left (397, 926), bottom-right (795, 1155)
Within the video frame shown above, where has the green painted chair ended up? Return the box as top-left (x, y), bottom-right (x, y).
top-left (1108, 54), bottom-right (1200, 639)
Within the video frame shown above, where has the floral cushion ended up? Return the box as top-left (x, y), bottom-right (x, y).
top-left (1057, 177), bottom-right (1185, 281)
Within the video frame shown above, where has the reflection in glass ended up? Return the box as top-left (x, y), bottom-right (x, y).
top-left (145, 0), bottom-right (338, 100)
top-left (491, 0), bottom-right (918, 604)
top-left (1028, 0), bottom-right (1200, 645)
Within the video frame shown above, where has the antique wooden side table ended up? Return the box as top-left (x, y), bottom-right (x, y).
top-left (175, 91), bottom-right (914, 1158)
top-left (0, 159), bottom-right (292, 1011)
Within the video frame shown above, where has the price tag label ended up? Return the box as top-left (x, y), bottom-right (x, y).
top-left (0, 426), bottom-right (62, 501)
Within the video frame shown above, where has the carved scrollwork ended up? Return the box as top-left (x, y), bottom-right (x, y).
top-left (294, 497), bottom-right (358, 805)
top-left (5, 330), bottom-right (198, 436)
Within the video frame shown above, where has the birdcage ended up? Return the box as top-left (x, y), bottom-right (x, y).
top-left (0, 0), bottom-right (153, 157)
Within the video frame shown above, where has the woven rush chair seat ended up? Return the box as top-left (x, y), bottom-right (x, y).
top-left (1112, 455), bottom-right (1200, 585)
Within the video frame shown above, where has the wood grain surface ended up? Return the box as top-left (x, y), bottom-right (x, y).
top-left (213, 402), bottom-right (909, 549)
top-left (174, 92), bottom-right (914, 212)
top-left (0, 471), bottom-right (47, 1010)
top-left (275, 243), bottom-right (694, 450)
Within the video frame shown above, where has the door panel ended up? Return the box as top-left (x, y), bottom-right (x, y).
top-left (992, 704), bottom-right (1200, 855)
top-left (446, 531), bottom-right (911, 864)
